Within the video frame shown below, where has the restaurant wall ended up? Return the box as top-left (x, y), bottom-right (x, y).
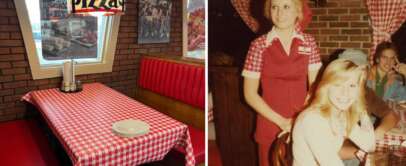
top-left (0, 0), bottom-right (183, 121)
top-left (208, 0), bottom-right (372, 66)
top-left (306, 0), bottom-right (372, 61)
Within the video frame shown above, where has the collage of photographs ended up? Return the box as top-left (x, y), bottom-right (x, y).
top-left (0, 0), bottom-right (406, 166)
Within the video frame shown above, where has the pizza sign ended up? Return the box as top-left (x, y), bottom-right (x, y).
top-left (68, 0), bottom-right (125, 15)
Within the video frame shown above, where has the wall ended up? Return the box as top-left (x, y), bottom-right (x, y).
top-left (209, 0), bottom-right (373, 66)
top-left (0, 0), bottom-right (183, 121)
top-left (306, 0), bottom-right (372, 61)
top-left (208, 0), bottom-right (257, 67)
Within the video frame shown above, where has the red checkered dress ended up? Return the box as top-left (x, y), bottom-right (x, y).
top-left (242, 28), bottom-right (321, 146)
top-left (22, 83), bottom-right (195, 166)
top-left (242, 29), bottom-right (321, 79)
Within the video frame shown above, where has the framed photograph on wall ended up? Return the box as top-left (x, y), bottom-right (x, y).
top-left (183, 0), bottom-right (205, 59)
top-left (138, 0), bottom-right (172, 44)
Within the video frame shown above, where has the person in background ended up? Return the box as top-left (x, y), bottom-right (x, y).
top-left (367, 41), bottom-right (406, 102)
top-left (336, 49), bottom-right (400, 165)
top-left (292, 59), bottom-right (375, 166)
top-left (242, 0), bottom-right (322, 165)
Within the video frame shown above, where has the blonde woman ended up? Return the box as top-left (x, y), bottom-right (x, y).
top-left (242, 0), bottom-right (321, 165)
top-left (292, 59), bottom-right (375, 166)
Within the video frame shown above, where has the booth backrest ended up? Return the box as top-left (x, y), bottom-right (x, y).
top-left (138, 57), bottom-right (205, 109)
top-left (136, 56), bottom-right (205, 130)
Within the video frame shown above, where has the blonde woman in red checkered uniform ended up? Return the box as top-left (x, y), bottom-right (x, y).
top-left (242, 0), bottom-right (322, 165)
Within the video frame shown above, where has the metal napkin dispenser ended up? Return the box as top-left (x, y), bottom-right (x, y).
top-left (60, 59), bottom-right (81, 92)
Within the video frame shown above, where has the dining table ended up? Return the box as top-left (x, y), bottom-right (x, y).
top-left (370, 101), bottom-right (406, 166)
top-left (370, 131), bottom-right (406, 166)
top-left (22, 82), bottom-right (195, 166)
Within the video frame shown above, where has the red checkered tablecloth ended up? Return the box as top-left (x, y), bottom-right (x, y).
top-left (376, 132), bottom-right (406, 152)
top-left (374, 132), bottom-right (406, 165)
top-left (22, 83), bottom-right (195, 166)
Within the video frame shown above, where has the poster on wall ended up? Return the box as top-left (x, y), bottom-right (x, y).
top-left (39, 0), bottom-right (98, 60)
top-left (186, 0), bottom-right (205, 59)
top-left (138, 0), bottom-right (172, 44)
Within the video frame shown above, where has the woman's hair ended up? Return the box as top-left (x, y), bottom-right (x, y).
top-left (264, 0), bottom-right (304, 23)
top-left (373, 41), bottom-right (399, 66)
top-left (306, 59), bottom-right (367, 134)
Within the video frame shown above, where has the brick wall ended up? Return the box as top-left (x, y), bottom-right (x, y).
top-left (0, 0), bottom-right (183, 121)
top-left (306, 0), bottom-right (372, 61)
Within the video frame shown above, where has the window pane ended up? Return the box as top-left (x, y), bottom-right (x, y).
top-left (26, 0), bottom-right (107, 65)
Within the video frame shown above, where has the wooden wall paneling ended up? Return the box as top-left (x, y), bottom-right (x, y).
top-left (210, 66), bottom-right (258, 166)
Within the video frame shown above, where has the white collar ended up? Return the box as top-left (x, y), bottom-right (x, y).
top-left (266, 27), bottom-right (304, 45)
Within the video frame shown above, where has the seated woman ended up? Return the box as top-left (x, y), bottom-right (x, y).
top-left (368, 41), bottom-right (406, 102)
top-left (337, 49), bottom-right (399, 166)
top-left (292, 59), bottom-right (375, 166)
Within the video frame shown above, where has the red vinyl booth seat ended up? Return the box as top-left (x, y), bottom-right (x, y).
top-left (138, 57), bottom-right (205, 109)
top-left (0, 120), bottom-right (59, 166)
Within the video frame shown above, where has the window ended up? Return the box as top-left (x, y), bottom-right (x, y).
top-left (183, 0), bottom-right (205, 60)
top-left (15, 0), bottom-right (121, 79)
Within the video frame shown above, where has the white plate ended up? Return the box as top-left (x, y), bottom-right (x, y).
top-left (112, 119), bottom-right (150, 138)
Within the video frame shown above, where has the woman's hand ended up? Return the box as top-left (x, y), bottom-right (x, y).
top-left (394, 63), bottom-right (406, 76)
top-left (393, 58), bottom-right (406, 75)
top-left (278, 118), bottom-right (292, 137)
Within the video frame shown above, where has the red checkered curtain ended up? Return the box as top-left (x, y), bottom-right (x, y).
top-left (230, 0), bottom-right (313, 33)
top-left (366, 0), bottom-right (406, 55)
top-left (231, 0), bottom-right (260, 32)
